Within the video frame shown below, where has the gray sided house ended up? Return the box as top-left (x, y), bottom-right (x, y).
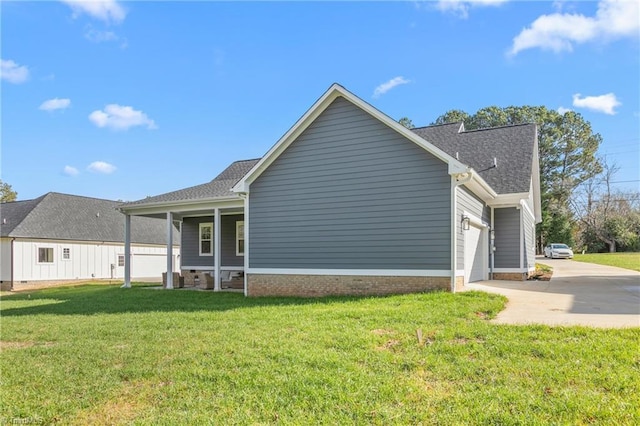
top-left (0, 192), bottom-right (179, 291)
top-left (119, 84), bottom-right (541, 296)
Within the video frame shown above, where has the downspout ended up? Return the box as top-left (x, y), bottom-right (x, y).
top-left (451, 171), bottom-right (473, 292)
top-left (10, 237), bottom-right (15, 291)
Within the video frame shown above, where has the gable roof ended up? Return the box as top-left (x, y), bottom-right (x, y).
top-left (412, 122), bottom-right (537, 195)
top-left (120, 159), bottom-right (259, 209)
top-left (0, 192), bottom-right (177, 245)
top-left (232, 83), bottom-right (470, 193)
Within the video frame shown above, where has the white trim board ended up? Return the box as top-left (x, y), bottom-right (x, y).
top-left (493, 268), bottom-right (534, 273)
top-left (247, 268), bottom-right (451, 277)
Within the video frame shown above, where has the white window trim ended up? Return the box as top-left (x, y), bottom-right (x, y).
top-left (236, 220), bottom-right (245, 256)
top-left (37, 246), bottom-right (55, 264)
top-left (199, 222), bottom-right (214, 257)
top-left (61, 247), bottom-right (71, 261)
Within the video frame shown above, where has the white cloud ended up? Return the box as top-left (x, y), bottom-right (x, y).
top-left (557, 106), bottom-right (572, 115)
top-left (39, 98), bottom-right (71, 111)
top-left (1, 59), bottom-right (29, 84)
top-left (61, 0), bottom-right (127, 24)
top-left (89, 104), bottom-right (157, 131)
top-left (509, 0), bottom-right (640, 55)
top-left (84, 27), bottom-right (118, 43)
top-left (63, 165), bottom-right (79, 176)
top-left (572, 93), bottom-right (621, 115)
top-left (87, 161), bottom-right (116, 174)
top-left (373, 77), bottom-right (411, 98)
top-left (435, 0), bottom-right (508, 19)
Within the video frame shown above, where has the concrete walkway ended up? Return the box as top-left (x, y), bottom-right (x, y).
top-left (465, 257), bottom-right (640, 328)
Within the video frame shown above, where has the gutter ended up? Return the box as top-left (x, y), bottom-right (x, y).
top-left (451, 171), bottom-right (473, 292)
top-left (118, 195), bottom-right (243, 214)
top-left (10, 237), bottom-right (15, 291)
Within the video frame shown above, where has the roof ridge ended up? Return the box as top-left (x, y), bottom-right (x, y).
top-left (461, 122), bottom-right (535, 133)
top-left (412, 122), bottom-right (463, 130)
top-left (44, 191), bottom-right (120, 203)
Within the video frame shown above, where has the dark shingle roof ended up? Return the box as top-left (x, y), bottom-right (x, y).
top-left (121, 159), bottom-right (259, 208)
top-left (0, 193), bottom-right (177, 245)
top-left (412, 122), bottom-right (536, 194)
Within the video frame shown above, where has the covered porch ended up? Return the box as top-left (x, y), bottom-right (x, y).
top-left (120, 198), bottom-right (247, 294)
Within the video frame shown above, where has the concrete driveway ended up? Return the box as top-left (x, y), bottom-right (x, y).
top-left (465, 256), bottom-right (640, 328)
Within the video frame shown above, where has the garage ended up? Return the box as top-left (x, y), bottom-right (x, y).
top-left (464, 224), bottom-right (487, 283)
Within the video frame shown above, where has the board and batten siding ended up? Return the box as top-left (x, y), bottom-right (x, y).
top-left (249, 96), bottom-right (451, 270)
top-left (523, 208), bottom-right (535, 270)
top-left (181, 215), bottom-right (244, 268)
top-left (456, 186), bottom-right (490, 270)
top-left (9, 239), bottom-right (177, 281)
top-left (494, 207), bottom-right (520, 268)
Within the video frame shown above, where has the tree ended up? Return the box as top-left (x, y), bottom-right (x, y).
top-left (398, 117), bottom-right (415, 129)
top-left (0, 180), bottom-right (17, 202)
top-left (572, 159), bottom-right (640, 252)
top-left (432, 106), bottom-right (602, 250)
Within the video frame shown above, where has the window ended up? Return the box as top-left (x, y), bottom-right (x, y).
top-left (200, 222), bottom-right (213, 256)
top-left (62, 247), bottom-right (71, 260)
top-left (118, 255), bottom-right (125, 267)
top-left (236, 221), bottom-right (245, 256)
top-left (38, 247), bottom-right (54, 263)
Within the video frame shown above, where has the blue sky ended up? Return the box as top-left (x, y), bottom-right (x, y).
top-left (2, 0), bottom-right (638, 202)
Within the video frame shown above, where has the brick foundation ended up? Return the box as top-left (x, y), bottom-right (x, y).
top-left (247, 274), bottom-right (450, 297)
top-left (455, 276), bottom-right (465, 291)
top-left (492, 272), bottom-right (527, 281)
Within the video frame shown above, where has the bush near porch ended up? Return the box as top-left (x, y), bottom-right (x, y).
top-left (1, 284), bottom-right (638, 424)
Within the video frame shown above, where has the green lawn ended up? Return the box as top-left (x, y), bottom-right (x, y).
top-left (1, 284), bottom-right (638, 425)
top-left (573, 252), bottom-right (640, 272)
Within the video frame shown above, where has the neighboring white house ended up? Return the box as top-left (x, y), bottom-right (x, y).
top-left (0, 192), bottom-right (179, 290)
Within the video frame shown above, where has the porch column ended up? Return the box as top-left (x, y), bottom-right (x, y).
top-left (214, 207), bottom-right (221, 291)
top-left (166, 211), bottom-right (174, 289)
top-left (122, 214), bottom-right (131, 288)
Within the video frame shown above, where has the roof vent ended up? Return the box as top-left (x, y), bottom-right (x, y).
top-left (2, 218), bottom-right (6, 225)
top-left (96, 213), bottom-right (100, 217)
top-left (455, 152), bottom-right (459, 160)
top-left (493, 157), bottom-right (498, 168)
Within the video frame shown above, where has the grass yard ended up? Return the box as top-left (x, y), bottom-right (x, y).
top-left (573, 252), bottom-right (640, 272)
top-left (1, 284), bottom-right (639, 425)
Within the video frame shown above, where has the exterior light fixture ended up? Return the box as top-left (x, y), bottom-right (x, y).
top-left (461, 215), bottom-right (471, 231)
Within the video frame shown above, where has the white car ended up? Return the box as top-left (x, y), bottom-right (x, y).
top-left (544, 243), bottom-right (574, 259)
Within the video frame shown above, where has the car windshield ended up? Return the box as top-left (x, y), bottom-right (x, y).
top-left (552, 244), bottom-right (569, 249)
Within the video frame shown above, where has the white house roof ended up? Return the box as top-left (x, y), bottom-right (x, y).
top-left (0, 192), bottom-right (178, 245)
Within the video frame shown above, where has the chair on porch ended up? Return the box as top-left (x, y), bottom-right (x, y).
top-left (202, 271), bottom-right (232, 290)
top-left (162, 272), bottom-right (184, 289)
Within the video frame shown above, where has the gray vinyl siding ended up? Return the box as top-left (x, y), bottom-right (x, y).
top-left (249, 96), bottom-right (451, 270)
top-left (181, 215), bottom-right (244, 267)
top-left (456, 186), bottom-right (489, 270)
top-left (494, 208), bottom-right (520, 268)
top-left (221, 214), bottom-right (244, 267)
top-left (181, 217), bottom-right (215, 267)
top-left (523, 209), bottom-right (535, 270)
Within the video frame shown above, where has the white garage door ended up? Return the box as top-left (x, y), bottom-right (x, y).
top-left (131, 254), bottom-right (171, 278)
top-left (464, 224), bottom-right (486, 283)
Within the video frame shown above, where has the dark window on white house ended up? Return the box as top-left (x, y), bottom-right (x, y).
top-left (38, 247), bottom-right (54, 263)
top-left (118, 255), bottom-right (125, 267)
top-left (62, 247), bottom-right (71, 260)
